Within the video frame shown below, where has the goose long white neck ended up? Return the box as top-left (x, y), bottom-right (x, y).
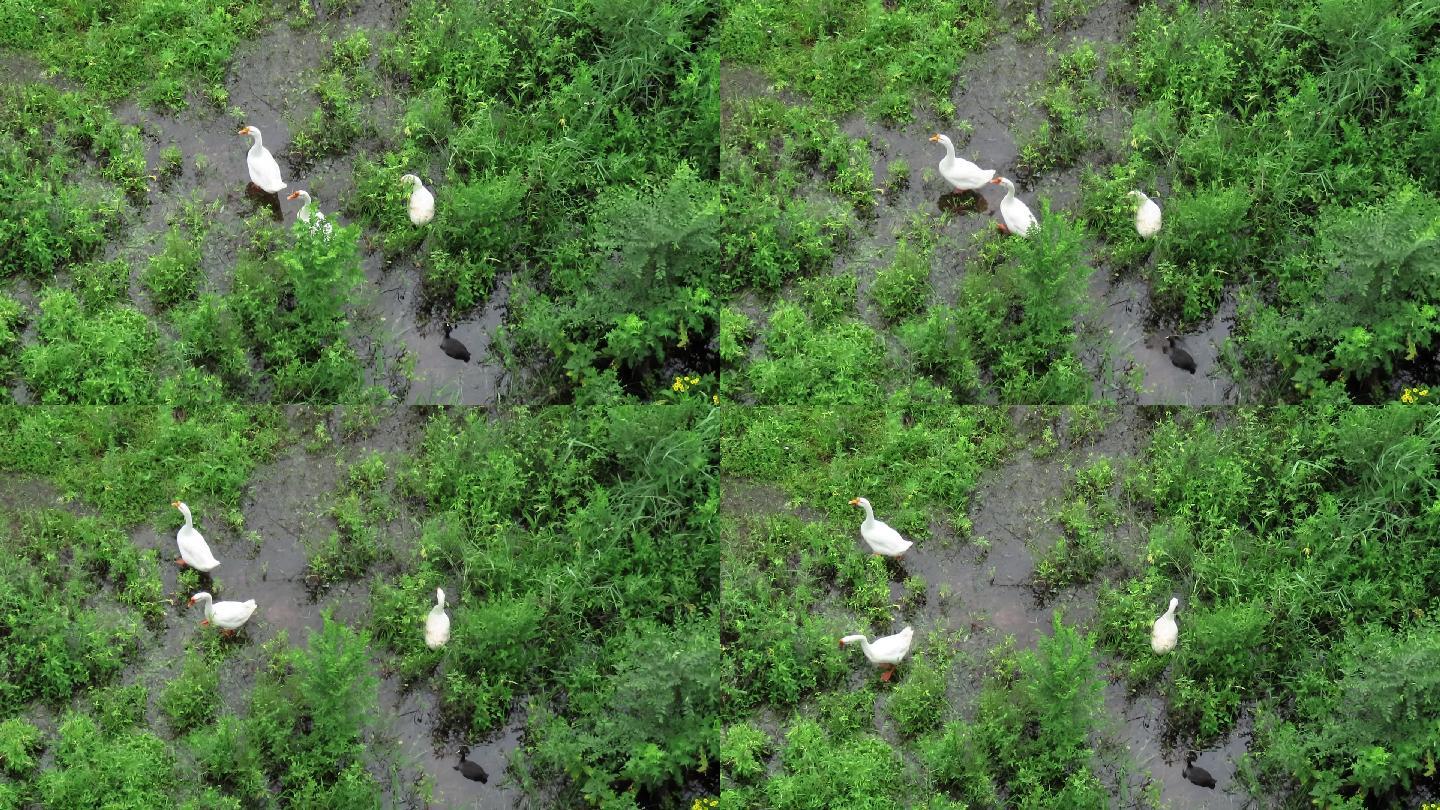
top-left (1164, 598), bottom-right (1178, 618)
top-left (1000, 179), bottom-right (1017, 203)
top-left (938, 135), bottom-right (957, 163)
top-left (247, 129), bottom-right (265, 153)
top-left (179, 503), bottom-right (193, 529)
top-left (860, 501), bottom-right (875, 524)
top-left (435, 588), bottom-right (446, 609)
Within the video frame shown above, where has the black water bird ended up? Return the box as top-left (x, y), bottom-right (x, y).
top-left (440, 325), bottom-right (471, 363)
top-left (455, 747), bottom-right (489, 783)
top-left (1164, 334), bottom-right (1197, 374)
top-left (1183, 752), bottom-right (1216, 789)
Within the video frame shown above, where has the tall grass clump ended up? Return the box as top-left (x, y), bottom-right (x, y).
top-left (1084, 0), bottom-right (1440, 395)
top-left (898, 209), bottom-right (1094, 403)
top-left (369, 404), bottom-right (718, 806)
top-left (1099, 405), bottom-right (1440, 802)
top-left (719, 0), bottom-right (993, 121)
top-left (344, 0), bottom-right (718, 401)
top-left (0, 85), bottom-right (146, 278)
top-left (231, 223), bottom-right (367, 401)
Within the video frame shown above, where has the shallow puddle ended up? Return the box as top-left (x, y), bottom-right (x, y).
top-left (1089, 273), bottom-right (1240, 404)
top-left (1105, 683), bottom-right (1253, 808)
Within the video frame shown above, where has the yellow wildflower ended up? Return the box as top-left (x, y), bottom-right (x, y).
top-left (1401, 387), bottom-right (1429, 404)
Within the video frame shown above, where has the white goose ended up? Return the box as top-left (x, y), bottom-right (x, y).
top-left (425, 588), bottom-right (451, 650)
top-left (238, 126), bottom-right (286, 193)
top-left (286, 190), bottom-right (333, 237)
top-left (188, 592), bottom-right (257, 636)
top-left (839, 625), bottom-right (914, 681)
top-left (1151, 597), bottom-right (1179, 653)
top-left (989, 177), bottom-right (1037, 236)
top-left (172, 501), bottom-right (220, 572)
top-left (929, 133), bottom-right (994, 191)
top-left (400, 174), bottom-right (435, 226)
top-left (849, 497), bottom-right (913, 557)
top-left (1128, 190), bottom-right (1162, 238)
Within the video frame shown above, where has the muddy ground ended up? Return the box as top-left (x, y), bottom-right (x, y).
top-left (721, 408), bottom-right (1253, 807)
top-left (5, 2), bottom-right (507, 405)
top-left (724, 0), bottom-right (1246, 405)
top-left (1, 410), bottom-right (524, 808)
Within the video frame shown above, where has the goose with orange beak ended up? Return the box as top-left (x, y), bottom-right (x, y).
top-left (286, 189), bottom-right (333, 236)
top-left (850, 497), bottom-right (913, 557)
top-left (989, 176), bottom-right (1037, 236)
top-left (839, 625), bottom-right (914, 681)
top-left (188, 592), bottom-right (257, 637)
top-left (929, 133), bottom-right (994, 191)
top-left (238, 125), bottom-right (286, 193)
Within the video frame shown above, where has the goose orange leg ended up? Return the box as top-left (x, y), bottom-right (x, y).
top-left (880, 665), bottom-right (895, 682)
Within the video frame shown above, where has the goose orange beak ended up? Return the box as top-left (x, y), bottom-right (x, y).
top-left (928, 134), bottom-right (940, 142)
top-left (848, 498), bottom-right (860, 505)
top-left (237, 127), bottom-right (250, 135)
top-left (989, 177), bottom-right (1003, 184)
top-left (286, 191), bottom-right (301, 200)
top-left (171, 500), bottom-right (179, 508)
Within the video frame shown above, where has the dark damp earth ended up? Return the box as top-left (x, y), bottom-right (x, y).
top-left (3, 0), bottom-right (508, 406)
top-left (722, 0), bottom-right (1249, 405)
top-left (721, 408), bottom-right (1254, 807)
top-left (2, 410), bottom-right (523, 807)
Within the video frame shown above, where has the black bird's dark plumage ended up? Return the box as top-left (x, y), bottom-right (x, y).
top-left (440, 326), bottom-right (471, 363)
top-left (1165, 335), bottom-right (1197, 374)
top-left (1183, 752), bottom-right (1216, 789)
top-left (455, 748), bottom-right (488, 783)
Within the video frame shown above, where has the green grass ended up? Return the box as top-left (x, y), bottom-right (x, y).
top-left (337, 0), bottom-right (720, 401)
top-left (0, 0), bottom-right (269, 110)
top-left (719, 0), bottom-right (994, 121)
top-left (1080, 0), bottom-right (1440, 396)
top-left (0, 84), bottom-right (146, 279)
top-left (365, 404), bottom-right (719, 806)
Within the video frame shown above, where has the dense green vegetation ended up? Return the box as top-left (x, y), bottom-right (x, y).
top-left (0, 405), bottom-right (718, 807)
top-left (0, 0), bottom-right (719, 404)
top-left (720, 0), bottom-right (1439, 402)
top-left (1100, 404), bottom-right (1440, 806)
top-left (366, 405), bottom-right (720, 806)
top-left (342, 0), bottom-right (720, 402)
top-left (721, 403), bottom-right (1440, 807)
top-left (1082, 0), bottom-right (1440, 399)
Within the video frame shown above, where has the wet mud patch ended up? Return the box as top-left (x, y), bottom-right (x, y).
top-left (720, 409), bottom-right (1271, 804)
top-left (897, 408), bottom-right (1144, 660)
top-left (107, 409), bottom-right (526, 806)
top-left (724, 0), bottom-right (1251, 402)
top-left (1085, 273), bottom-right (1240, 404)
top-left (1103, 683), bottom-right (1253, 808)
top-left (377, 271), bottom-right (509, 406)
top-left (375, 681), bottom-right (526, 808)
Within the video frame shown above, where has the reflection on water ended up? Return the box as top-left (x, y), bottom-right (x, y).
top-left (937, 190), bottom-right (989, 216)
